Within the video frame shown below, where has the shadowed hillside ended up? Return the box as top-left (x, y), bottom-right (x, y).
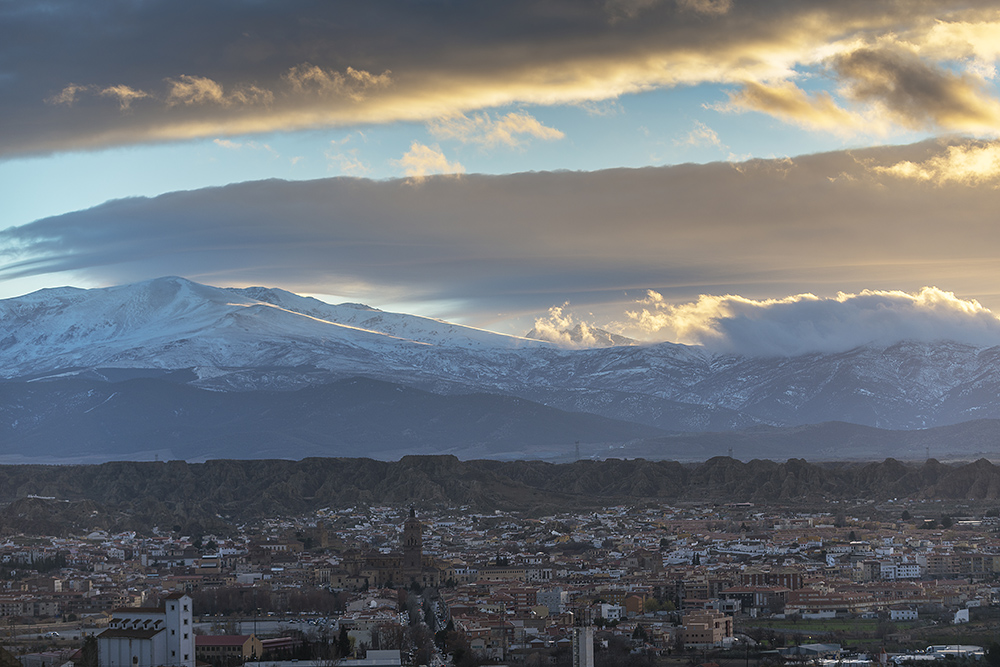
top-left (5, 456), bottom-right (1000, 535)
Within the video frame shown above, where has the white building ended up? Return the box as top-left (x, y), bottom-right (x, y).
top-left (537, 588), bottom-right (568, 614)
top-left (598, 603), bottom-right (623, 622)
top-left (98, 593), bottom-right (195, 667)
top-left (889, 606), bottom-right (918, 621)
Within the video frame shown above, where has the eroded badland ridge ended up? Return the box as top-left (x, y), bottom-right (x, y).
top-left (6, 456), bottom-right (1000, 536)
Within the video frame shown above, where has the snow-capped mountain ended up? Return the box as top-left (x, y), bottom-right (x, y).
top-left (5, 276), bottom-right (1000, 462)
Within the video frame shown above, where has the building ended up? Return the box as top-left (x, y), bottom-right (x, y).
top-left (681, 610), bottom-right (733, 649)
top-left (572, 626), bottom-right (594, 667)
top-left (97, 593), bottom-right (195, 667)
top-left (195, 635), bottom-right (263, 665)
top-left (338, 508), bottom-right (446, 589)
top-left (402, 508), bottom-right (422, 582)
top-left (889, 606), bottom-right (918, 621)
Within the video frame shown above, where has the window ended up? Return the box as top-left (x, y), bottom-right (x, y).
top-left (183, 619), bottom-right (188, 625)
top-left (183, 604), bottom-right (188, 611)
top-left (184, 655), bottom-right (189, 661)
top-left (171, 651), bottom-right (176, 657)
top-left (171, 630), bottom-right (175, 635)
top-left (184, 633), bottom-right (188, 639)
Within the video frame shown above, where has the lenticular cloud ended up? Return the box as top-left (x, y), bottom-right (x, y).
top-left (627, 287), bottom-right (1000, 356)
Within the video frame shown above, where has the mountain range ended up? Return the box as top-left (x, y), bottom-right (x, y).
top-left (4, 276), bottom-right (1000, 462)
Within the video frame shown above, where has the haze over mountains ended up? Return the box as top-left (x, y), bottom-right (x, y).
top-left (5, 276), bottom-right (1000, 463)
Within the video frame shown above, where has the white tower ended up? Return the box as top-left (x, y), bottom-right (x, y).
top-left (572, 626), bottom-right (594, 667)
top-left (163, 593), bottom-right (195, 667)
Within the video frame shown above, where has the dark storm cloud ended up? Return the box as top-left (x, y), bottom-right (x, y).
top-left (5, 139), bottom-right (1000, 326)
top-left (834, 46), bottom-right (1000, 131)
top-left (4, 0), bottom-right (1000, 156)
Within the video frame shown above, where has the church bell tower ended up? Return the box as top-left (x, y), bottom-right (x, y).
top-left (402, 506), bottom-right (423, 581)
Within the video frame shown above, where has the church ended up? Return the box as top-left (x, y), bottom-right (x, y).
top-left (336, 508), bottom-right (448, 589)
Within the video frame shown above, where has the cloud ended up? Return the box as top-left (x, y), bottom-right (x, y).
top-left (166, 75), bottom-right (228, 106)
top-left (833, 45), bottom-right (1000, 134)
top-left (529, 303), bottom-right (601, 348)
top-left (624, 288), bottom-right (1000, 356)
top-left (676, 0), bottom-right (732, 16)
top-left (99, 85), bottom-right (150, 110)
top-left (677, 120), bottom-right (724, 147)
top-left (716, 80), bottom-right (877, 134)
top-left (326, 144), bottom-right (369, 176)
top-left (12, 1), bottom-right (1000, 157)
top-left (900, 17), bottom-right (1000, 79)
top-left (873, 140), bottom-right (1000, 186)
top-left (213, 138), bottom-right (243, 150)
top-left (604, 0), bottom-right (664, 22)
top-left (5, 139), bottom-right (1000, 330)
top-left (429, 112), bottom-right (565, 148)
top-left (392, 142), bottom-right (464, 180)
top-left (283, 64), bottom-right (391, 101)
top-left (46, 83), bottom-right (93, 107)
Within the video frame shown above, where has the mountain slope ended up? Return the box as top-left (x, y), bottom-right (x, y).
top-left (6, 277), bottom-right (1000, 456)
top-left (0, 376), bottom-right (664, 463)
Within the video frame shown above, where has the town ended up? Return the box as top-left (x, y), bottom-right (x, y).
top-left (3, 499), bottom-right (1000, 667)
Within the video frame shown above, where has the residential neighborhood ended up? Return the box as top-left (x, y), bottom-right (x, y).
top-left (3, 500), bottom-right (1000, 666)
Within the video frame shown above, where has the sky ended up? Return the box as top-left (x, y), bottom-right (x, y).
top-left (4, 0), bottom-right (1000, 351)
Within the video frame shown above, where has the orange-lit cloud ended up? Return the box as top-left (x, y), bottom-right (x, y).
top-left (621, 287), bottom-right (1000, 355)
top-left (530, 303), bottom-right (602, 348)
top-left (716, 81), bottom-right (873, 134)
top-left (13, 1), bottom-right (1000, 157)
top-left (429, 112), bottom-right (565, 149)
top-left (99, 85), bottom-right (150, 110)
top-left (873, 140), bottom-right (1000, 186)
top-left (392, 142), bottom-right (465, 180)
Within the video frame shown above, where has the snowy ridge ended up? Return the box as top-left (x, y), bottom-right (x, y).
top-left (224, 285), bottom-right (549, 350)
top-left (5, 276), bottom-right (1000, 432)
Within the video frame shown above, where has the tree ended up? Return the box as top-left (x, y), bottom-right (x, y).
top-left (435, 619), bottom-right (456, 654)
top-left (901, 510), bottom-right (911, 521)
top-left (405, 593), bottom-right (421, 626)
top-left (941, 515), bottom-right (954, 529)
top-left (337, 626), bottom-right (351, 658)
top-left (422, 598), bottom-right (435, 628)
top-left (403, 624), bottom-right (435, 667)
top-left (79, 636), bottom-right (99, 667)
top-left (984, 642), bottom-right (1000, 667)
top-left (642, 598), bottom-right (662, 613)
top-left (875, 619), bottom-right (897, 639)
